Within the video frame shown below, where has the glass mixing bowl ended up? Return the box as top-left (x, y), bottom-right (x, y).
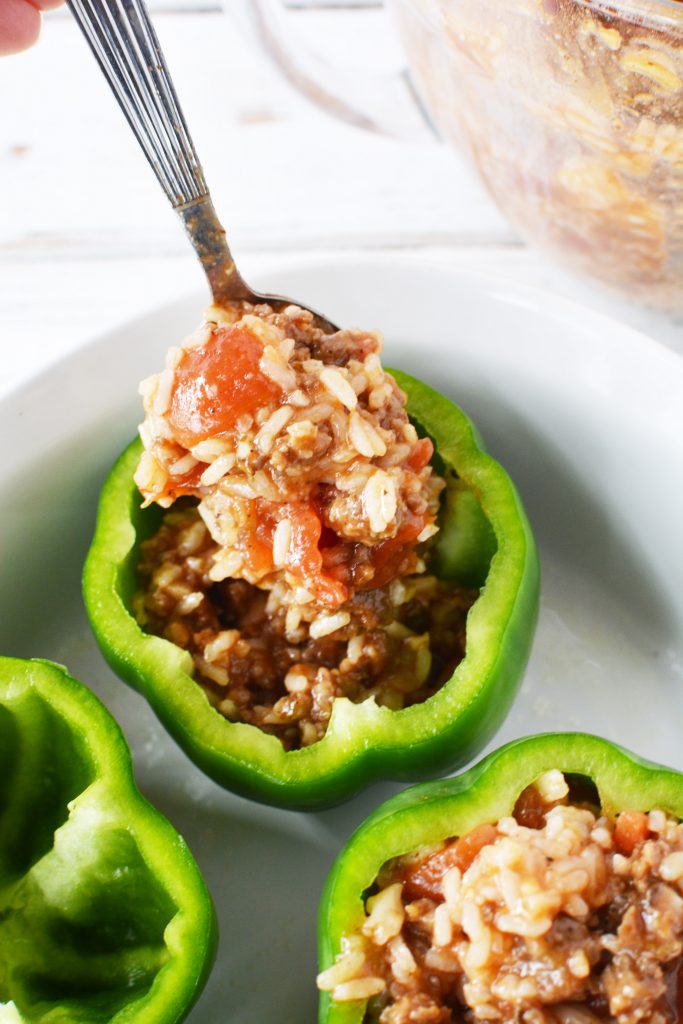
top-left (392, 0), bottom-right (683, 307)
top-left (233, 0), bottom-right (683, 308)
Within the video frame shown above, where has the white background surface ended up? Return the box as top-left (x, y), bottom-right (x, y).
top-left (1, 0), bottom-right (682, 401)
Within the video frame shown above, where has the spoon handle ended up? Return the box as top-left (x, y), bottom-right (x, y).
top-left (66, 0), bottom-right (250, 305)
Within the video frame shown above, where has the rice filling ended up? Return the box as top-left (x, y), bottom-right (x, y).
top-left (317, 774), bottom-right (683, 1024)
top-left (133, 301), bottom-right (480, 749)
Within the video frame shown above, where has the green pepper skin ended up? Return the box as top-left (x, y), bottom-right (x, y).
top-left (0, 657), bottom-right (216, 1024)
top-left (318, 732), bottom-right (683, 1024)
top-left (83, 372), bottom-right (539, 810)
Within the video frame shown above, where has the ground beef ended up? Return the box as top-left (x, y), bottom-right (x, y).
top-left (135, 505), bottom-right (476, 750)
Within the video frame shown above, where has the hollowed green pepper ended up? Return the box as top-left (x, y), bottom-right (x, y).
top-left (83, 371), bottom-right (539, 810)
top-left (0, 657), bottom-right (215, 1024)
top-left (317, 732), bottom-right (683, 1024)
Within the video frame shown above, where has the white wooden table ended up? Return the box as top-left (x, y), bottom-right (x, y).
top-left (1, 0), bottom-right (682, 402)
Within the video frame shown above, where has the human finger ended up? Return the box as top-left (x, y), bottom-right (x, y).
top-left (0, 0), bottom-right (64, 56)
top-left (0, 0), bottom-right (42, 56)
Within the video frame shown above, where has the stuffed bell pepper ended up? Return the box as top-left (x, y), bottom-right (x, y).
top-left (317, 732), bottom-right (683, 1024)
top-left (0, 657), bottom-right (215, 1024)
top-left (84, 302), bottom-right (539, 808)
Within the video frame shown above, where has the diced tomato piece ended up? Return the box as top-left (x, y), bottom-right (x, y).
top-left (168, 324), bottom-right (282, 447)
top-left (254, 501), bottom-right (348, 608)
top-left (284, 503), bottom-right (348, 608)
top-left (407, 437), bottom-right (434, 473)
top-left (364, 513), bottom-right (428, 591)
top-left (402, 824), bottom-right (498, 901)
top-left (614, 811), bottom-right (650, 855)
top-left (452, 823), bottom-right (499, 872)
top-left (241, 531), bottom-right (275, 579)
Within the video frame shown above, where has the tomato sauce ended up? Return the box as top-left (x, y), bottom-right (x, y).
top-left (248, 500), bottom-right (348, 608)
top-left (407, 437), bottom-right (434, 473)
top-left (614, 811), bottom-right (650, 856)
top-left (365, 513), bottom-right (428, 591)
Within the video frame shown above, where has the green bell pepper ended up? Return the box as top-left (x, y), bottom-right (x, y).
top-left (317, 731), bottom-right (683, 1024)
top-left (83, 371), bottom-right (539, 810)
top-left (0, 657), bottom-right (215, 1024)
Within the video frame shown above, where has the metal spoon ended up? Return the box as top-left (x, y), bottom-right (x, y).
top-left (66, 0), bottom-right (338, 333)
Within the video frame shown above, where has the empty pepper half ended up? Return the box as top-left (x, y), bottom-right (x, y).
top-left (317, 733), bottom-right (683, 1024)
top-left (0, 657), bottom-right (215, 1024)
top-left (83, 365), bottom-right (539, 809)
